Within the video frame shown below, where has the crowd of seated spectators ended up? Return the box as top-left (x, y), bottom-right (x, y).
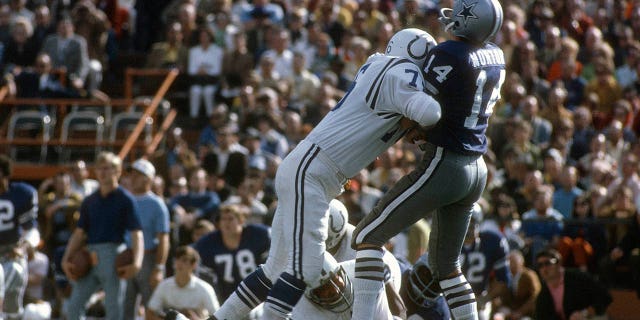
top-left (2, 0), bottom-right (640, 319)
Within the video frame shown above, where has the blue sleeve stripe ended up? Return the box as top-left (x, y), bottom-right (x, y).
top-left (365, 58), bottom-right (396, 107)
top-left (368, 58), bottom-right (413, 110)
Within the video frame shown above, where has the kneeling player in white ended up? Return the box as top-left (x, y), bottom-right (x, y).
top-left (291, 252), bottom-right (403, 320)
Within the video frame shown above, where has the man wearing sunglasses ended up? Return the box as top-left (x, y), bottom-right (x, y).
top-left (534, 248), bottom-right (612, 320)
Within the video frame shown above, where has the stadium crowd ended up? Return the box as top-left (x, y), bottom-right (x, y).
top-left (0, 0), bottom-right (640, 319)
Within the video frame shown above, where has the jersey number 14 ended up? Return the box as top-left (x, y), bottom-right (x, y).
top-left (464, 69), bottom-right (506, 128)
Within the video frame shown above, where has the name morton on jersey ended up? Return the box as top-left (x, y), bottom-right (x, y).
top-left (470, 48), bottom-right (504, 68)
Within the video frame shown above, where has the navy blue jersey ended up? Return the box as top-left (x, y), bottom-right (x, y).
top-left (399, 268), bottom-right (450, 320)
top-left (0, 182), bottom-right (37, 246)
top-left (460, 230), bottom-right (511, 295)
top-left (423, 41), bottom-right (506, 155)
top-left (193, 224), bottom-right (270, 302)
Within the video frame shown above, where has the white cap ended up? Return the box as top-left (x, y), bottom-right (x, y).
top-left (131, 159), bottom-right (156, 179)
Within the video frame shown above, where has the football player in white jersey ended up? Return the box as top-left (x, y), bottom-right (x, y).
top-left (291, 251), bottom-right (403, 320)
top-left (210, 28), bottom-right (440, 320)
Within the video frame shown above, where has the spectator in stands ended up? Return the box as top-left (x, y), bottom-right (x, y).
top-left (599, 207), bottom-right (640, 293)
top-left (0, 5), bottom-right (11, 45)
top-left (31, 5), bottom-right (55, 51)
top-left (61, 152), bottom-right (144, 320)
top-left (191, 219), bottom-right (214, 243)
top-left (308, 32), bottom-right (336, 79)
top-left (569, 106), bottom-right (596, 163)
top-left (222, 176), bottom-right (268, 224)
top-left (313, 0), bottom-right (348, 48)
top-left (520, 51), bottom-right (551, 103)
top-left (520, 184), bottom-right (564, 263)
top-left (209, 11), bottom-right (237, 51)
top-left (123, 159), bottom-right (170, 320)
top-left (146, 245), bottom-right (219, 319)
top-left (188, 26), bottom-right (224, 120)
top-left (252, 54), bottom-right (281, 90)
top-left (521, 95), bottom-right (552, 146)
top-left (609, 153), bottom-right (640, 201)
top-left (282, 109), bottom-right (306, 151)
top-left (501, 118), bottom-right (542, 171)
top-left (254, 112), bottom-right (288, 161)
top-left (145, 22), bottom-right (188, 71)
top-left (133, 0), bottom-right (172, 52)
top-left (8, 0), bottom-right (32, 24)
top-left (535, 248), bottom-right (612, 320)
top-left (397, 0), bottom-right (428, 30)
top-left (483, 192), bottom-right (524, 251)
top-left (615, 39), bottom-right (639, 89)
top-left (540, 85), bottom-right (573, 129)
top-left (69, 160), bottom-right (98, 197)
top-left (41, 15), bottom-right (90, 93)
top-left (553, 165), bottom-right (583, 219)
top-left (202, 124), bottom-right (249, 189)
top-left (2, 16), bottom-right (38, 71)
top-left (559, 193), bottom-right (607, 272)
top-left (578, 26), bottom-right (605, 66)
top-left (220, 32), bottom-right (254, 104)
top-left (261, 28), bottom-right (293, 79)
top-left (197, 104), bottom-right (229, 158)
top-left (150, 127), bottom-right (199, 187)
top-left (176, 2), bottom-right (199, 46)
top-left (342, 36), bottom-right (371, 82)
top-left (70, 0), bottom-right (109, 92)
top-left (612, 99), bottom-right (638, 144)
top-left (193, 204), bottom-right (269, 303)
top-left (6, 53), bottom-right (81, 102)
top-left (542, 148), bottom-right (565, 188)
top-left (537, 24), bottom-right (562, 74)
top-left (495, 250), bottom-right (541, 320)
top-left (170, 167), bottom-right (221, 245)
top-left (585, 58), bottom-right (623, 123)
top-left (288, 50), bottom-right (320, 111)
top-left (605, 120), bottom-right (632, 163)
top-left (547, 37), bottom-right (582, 84)
top-left (553, 57), bottom-right (586, 110)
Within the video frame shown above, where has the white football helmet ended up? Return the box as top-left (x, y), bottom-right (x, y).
top-left (306, 252), bottom-right (353, 313)
top-left (385, 28), bottom-right (437, 67)
top-left (439, 0), bottom-right (504, 44)
top-left (408, 253), bottom-right (442, 306)
top-left (325, 199), bottom-right (349, 250)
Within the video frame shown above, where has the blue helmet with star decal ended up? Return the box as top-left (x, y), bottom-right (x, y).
top-left (439, 0), bottom-right (503, 45)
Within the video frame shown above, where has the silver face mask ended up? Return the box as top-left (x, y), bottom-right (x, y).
top-left (439, 0), bottom-right (504, 44)
top-left (305, 265), bottom-right (353, 313)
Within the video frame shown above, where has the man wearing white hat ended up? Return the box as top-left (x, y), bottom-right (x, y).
top-left (123, 159), bottom-right (171, 320)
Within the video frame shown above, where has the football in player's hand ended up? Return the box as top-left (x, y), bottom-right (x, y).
top-left (69, 248), bottom-right (92, 278)
top-left (115, 248), bottom-right (134, 269)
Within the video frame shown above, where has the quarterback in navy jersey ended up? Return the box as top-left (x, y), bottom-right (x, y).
top-left (192, 204), bottom-right (270, 303)
top-left (422, 40), bottom-right (505, 155)
top-left (352, 1), bottom-right (506, 319)
top-left (0, 155), bottom-right (38, 319)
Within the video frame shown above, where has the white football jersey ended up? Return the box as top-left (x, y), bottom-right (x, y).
top-left (291, 260), bottom-right (394, 320)
top-left (331, 224), bottom-right (356, 262)
top-left (305, 53), bottom-right (440, 178)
